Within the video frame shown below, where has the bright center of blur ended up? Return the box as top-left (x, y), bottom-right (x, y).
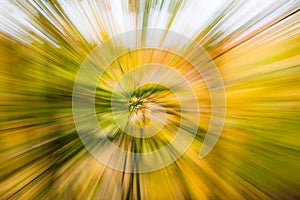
top-left (129, 96), bottom-right (152, 127)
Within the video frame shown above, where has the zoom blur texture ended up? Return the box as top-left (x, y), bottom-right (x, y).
top-left (0, 0), bottom-right (300, 199)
